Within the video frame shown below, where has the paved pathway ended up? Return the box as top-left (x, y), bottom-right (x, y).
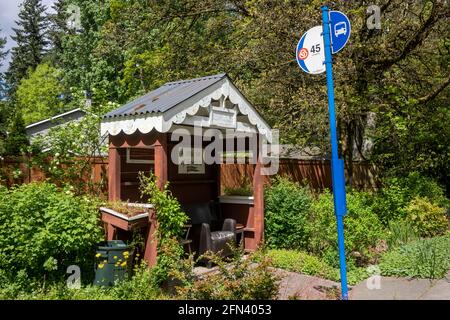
top-left (349, 276), bottom-right (450, 300)
top-left (274, 269), bottom-right (342, 300)
top-left (275, 269), bottom-right (450, 300)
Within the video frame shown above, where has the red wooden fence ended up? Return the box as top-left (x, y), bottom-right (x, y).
top-left (1, 156), bottom-right (378, 193)
top-left (220, 159), bottom-right (378, 191)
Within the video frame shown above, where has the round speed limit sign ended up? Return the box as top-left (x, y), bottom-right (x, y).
top-left (296, 26), bottom-right (326, 74)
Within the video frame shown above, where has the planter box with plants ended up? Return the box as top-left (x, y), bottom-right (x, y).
top-left (100, 202), bottom-right (154, 240)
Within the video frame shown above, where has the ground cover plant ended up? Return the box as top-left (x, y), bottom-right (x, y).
top-left (379, 234), bottom-right (450, 279)
top-left (264, 249), bottom-right (368, 286)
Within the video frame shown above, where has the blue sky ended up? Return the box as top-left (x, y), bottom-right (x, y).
top-left (0, 0), bottom-right (56, 72)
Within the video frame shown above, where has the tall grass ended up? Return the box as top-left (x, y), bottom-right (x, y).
top-left (387, 220), bottom-right (419, 248)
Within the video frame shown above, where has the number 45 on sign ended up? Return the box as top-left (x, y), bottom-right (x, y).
top-left (296, 11), bottom-right (351, 74)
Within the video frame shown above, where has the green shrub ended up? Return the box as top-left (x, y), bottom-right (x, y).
top-left (148, 237), bottom-right (192, 290)
top-left (0, 182), bottom-right (103, 282)
top-left (139, 173), bottom-right (188, 242)
top-left (371, 184), bottom-right (409, 224)
top-left (379, 234), bottom-right (450, 279)
top-left (404, 197), bottom-right (448, 237)
top-left (309, 190), bottom-right (385, 266)
top-left (372, 172), bottom-right (448, 224)
top-left (387, 220), bottom-right (419, 248)
top-left (106, 261), bottom-right (167, 300)
top-left (264, 177), bottom-right (313, 249)
top-left (394, 172), bottom-right (448, 207)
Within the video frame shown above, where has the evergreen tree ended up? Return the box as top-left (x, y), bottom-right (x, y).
top-left (6, 0), bottom-right (49, 92)
top-left (0, 30), bottom-right (7, 69)
top-left (3, 112), bottom-right (29, 156)
top-left (0, 29), bottom-right (8, 99)
top-left (0, 102), bottom-right (7, 154)
top-left (48, 0), bottom-right (69, 66)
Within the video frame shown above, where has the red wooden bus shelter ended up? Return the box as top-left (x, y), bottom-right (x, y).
top-left (100, 73), bottom-right (273, 266)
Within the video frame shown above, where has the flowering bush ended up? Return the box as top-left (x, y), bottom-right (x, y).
top-left (29, 102), bottom-right (118, 196)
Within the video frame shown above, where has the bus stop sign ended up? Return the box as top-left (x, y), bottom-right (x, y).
top-left (296, 25), bottom-right (326, 74)
top-left (329, 11), bottom-right (351, 54)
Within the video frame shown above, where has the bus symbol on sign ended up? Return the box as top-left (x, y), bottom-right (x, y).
top-left (334, 22), bottom-right (347, 37)
top-left (329, 11), bottom-right (351, 53)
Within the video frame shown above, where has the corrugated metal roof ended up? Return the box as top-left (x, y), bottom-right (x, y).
top-left (104, 73), bottom-right (227, 118)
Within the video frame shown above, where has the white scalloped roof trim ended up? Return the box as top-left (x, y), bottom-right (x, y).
top-left (100, 78), bottom-right (272, 142)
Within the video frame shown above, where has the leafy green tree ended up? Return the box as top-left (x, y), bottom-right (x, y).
top-left (59, 0), bottom-right (243, 103)
top-left (0, 31), bottom-right (8, 148)
top-left (120, 48), bottom-right (171, 98)
top-left (16, 63), bottom-right (66, 125)
top-left (3, 112), bottom-right (29, 156)
top-left (6, 0), bottom-right (49, 92)
top-left (218, 0), bottom-right (450, 187)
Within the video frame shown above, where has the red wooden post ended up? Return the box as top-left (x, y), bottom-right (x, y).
top-left (154, 134), bottom-right (168, 190)
top-left (107, 223), bottom-right (116, 241)
top-left (108, 145), bottom-right (121, 201)
top-left (144, 134), bottom-right (168, 267)
top-left (252, 156), bottom-right (264, 249)
top-left (144, 209), bottom-right (158, 266)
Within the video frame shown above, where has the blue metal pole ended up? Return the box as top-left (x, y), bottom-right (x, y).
top-left (321, 5), bottom-right (349, 300)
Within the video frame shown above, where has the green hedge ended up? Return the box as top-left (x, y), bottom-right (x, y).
top-left (265, 178), bottom-right (386, 266)
top-left (0, 182), bottom-right (103, 282)
top-left (264, 177), bottom-right (312, 249)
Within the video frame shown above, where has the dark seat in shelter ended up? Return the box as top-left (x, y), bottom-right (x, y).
top-left (182, 202), bottom-right (237, 263)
